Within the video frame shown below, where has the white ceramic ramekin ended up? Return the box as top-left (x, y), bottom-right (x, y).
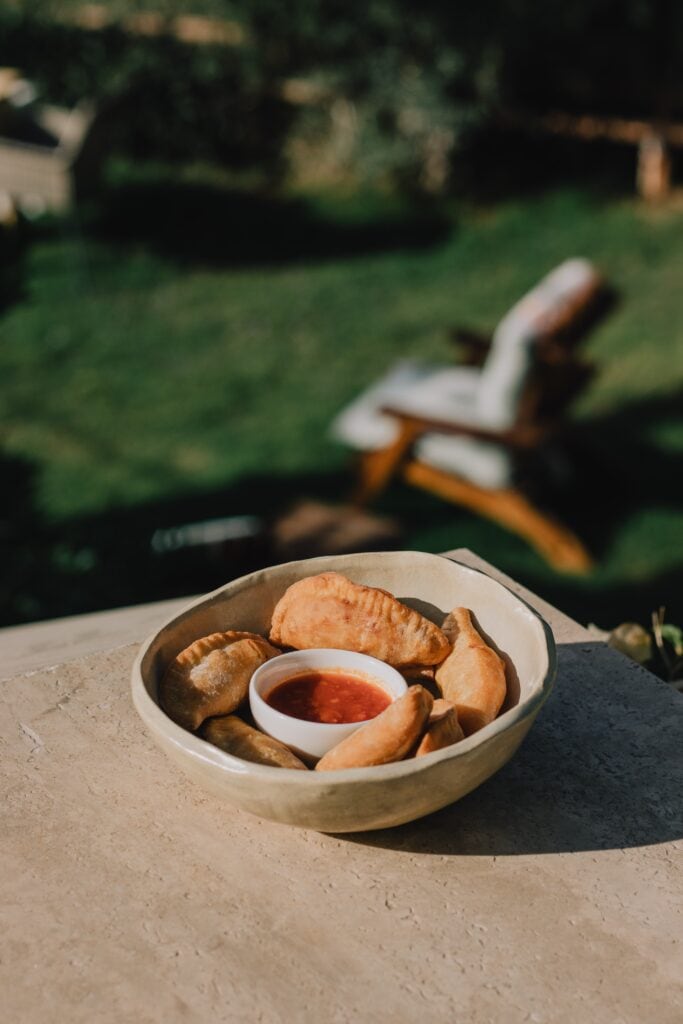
top-left (249, 648), bottom-right (407, 762)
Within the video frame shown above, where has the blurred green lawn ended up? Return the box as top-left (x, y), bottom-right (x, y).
top-left (1, 175), bottom-right (682, 627)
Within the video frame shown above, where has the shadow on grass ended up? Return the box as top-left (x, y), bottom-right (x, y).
top-left (515, 389), bottom-right (683, 625)
top-left (1, 387), bottom-right (681, 627)
top-left (0, 463), bottom-right (404, 625)
top-left (456, 125), bottom-right (638, 204)
top-left (79, 179), bottom-right (452, 267)
top-left (394, 386), bottom-right (683, 625)
top-left (0, 213), bottom-right (28, 311)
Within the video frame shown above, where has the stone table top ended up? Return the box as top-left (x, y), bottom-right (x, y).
top-left (1, 549), bottom-right (681, 1023)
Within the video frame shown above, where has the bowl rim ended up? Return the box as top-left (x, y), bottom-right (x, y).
top-left (131, 551), bottom-right (557, 784)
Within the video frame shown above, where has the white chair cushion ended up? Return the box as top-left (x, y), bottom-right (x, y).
top-left (331, 360), bottom-right (513, 489)
top-left (494, 258), bottom-right (599, 347)
top-left (477, 258), bottom-right (599, 428)
top-left (475, 337), bottom-right (534, 430)
top-left (415, 433), bottom-right (513, 489)
top-left (331, 360), bottom-right (481, 451)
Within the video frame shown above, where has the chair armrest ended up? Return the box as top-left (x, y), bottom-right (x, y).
top-left (379, 405), bottom-right (549, 448)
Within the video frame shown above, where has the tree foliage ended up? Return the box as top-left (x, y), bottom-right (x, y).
top-left (1, 1), bottom-right (682, 191)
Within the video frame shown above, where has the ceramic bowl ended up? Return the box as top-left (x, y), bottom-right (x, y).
top-left (131, 551), bottom-right (556, 832)
top-left (250, 648), bottom-right (407, 762)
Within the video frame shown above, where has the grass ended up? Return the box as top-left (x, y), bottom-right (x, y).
top-left (1, 169), bottom-right (682, 628)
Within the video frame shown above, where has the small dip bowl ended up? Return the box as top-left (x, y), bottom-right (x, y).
top-left (250, 649), bottom-right (408, 763)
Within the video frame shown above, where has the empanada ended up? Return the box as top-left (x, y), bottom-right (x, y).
top-left (159, 631), bottom-right (279, 731)
top-left (270, 573), bottom-right (450, 668)
top-left (435, 608), bottom-right (507, 735)
top-left (414, 698), bottom-right (464, 757)
top-left (315, 685), bottom-right (433, 771)
top-left (202, 715), bottom-right (307, 770)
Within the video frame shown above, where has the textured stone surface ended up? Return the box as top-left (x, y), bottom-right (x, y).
top-left (1, 551), bottom-right (681, 1023)
top-left (0, 595), bottom-right (194, 680)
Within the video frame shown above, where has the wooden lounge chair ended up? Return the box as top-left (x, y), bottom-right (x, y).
top-left (331, 259), bottom-right (611, 573)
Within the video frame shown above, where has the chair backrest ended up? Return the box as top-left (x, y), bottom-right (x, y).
top-left (475, 259), bottom-right (603, 430)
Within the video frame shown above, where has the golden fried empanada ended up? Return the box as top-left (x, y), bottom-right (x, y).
top-left (270, 573), bottom-right (450, 668)
top-left (435, 608), bottom-right (506, 735)
top-left (202, 715), bottom-right (307, 770)
top-left (159, 631), bottom-right (279, 731)
top-left (315, 685), bottom-right (433, 771)
top-left (414, 698), bottom-right (464, 757)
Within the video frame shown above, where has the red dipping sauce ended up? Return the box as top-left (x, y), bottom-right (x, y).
top-left (266, 669), bottom-right (391, 725)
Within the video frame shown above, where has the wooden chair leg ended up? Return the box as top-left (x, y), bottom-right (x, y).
top-left (351, 421), bottom-right (422, 505)
top-left (403, 461), bottom-right (594, 573)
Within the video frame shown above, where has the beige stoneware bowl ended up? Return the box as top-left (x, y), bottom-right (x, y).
top-left (131, 551), bottom-right (556, 832)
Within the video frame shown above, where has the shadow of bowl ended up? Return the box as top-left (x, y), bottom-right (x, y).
top-left (336, 640), bottom-right (683, 854)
